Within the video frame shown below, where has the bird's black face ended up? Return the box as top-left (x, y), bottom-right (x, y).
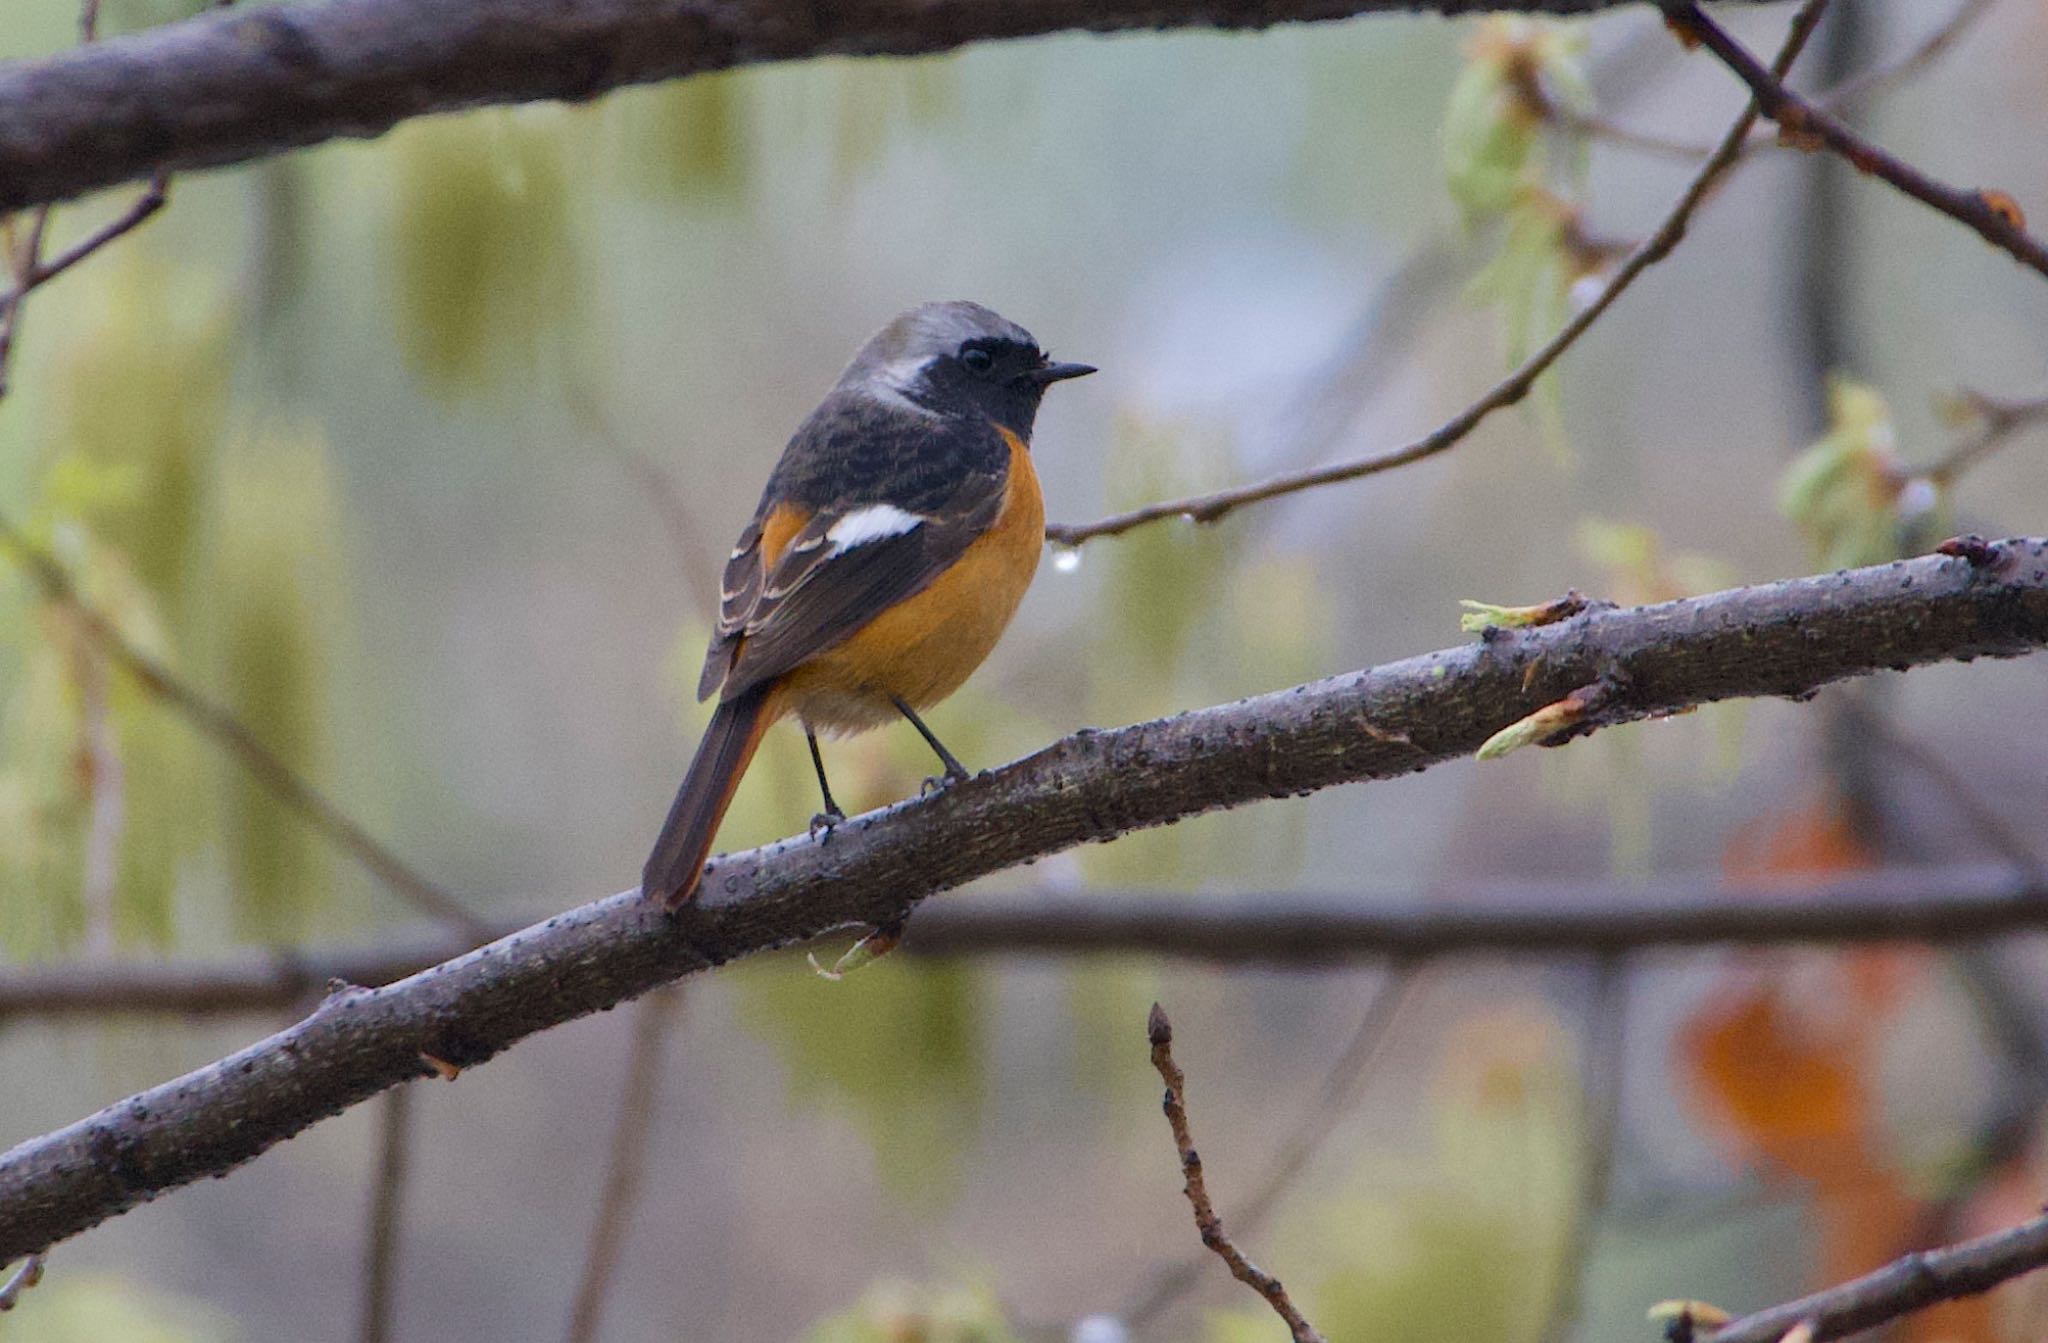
top-left (916, 336), bottom-right (1095, 438)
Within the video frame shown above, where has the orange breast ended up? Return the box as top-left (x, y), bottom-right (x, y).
top-left (783, 428), bottom-right (1044, 733)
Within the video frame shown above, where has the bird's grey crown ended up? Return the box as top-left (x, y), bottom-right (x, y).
top-left (838, 300), bottom-right (1038, 397)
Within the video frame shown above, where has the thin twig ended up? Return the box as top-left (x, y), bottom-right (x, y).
top-left (0, 512), bottom-right (490, 938)
top-left (1568, 0), bottom-right (1997, 164)
top-left (0, 1254), bottom-right (45, 1312)
top-left (0, 0), bottom-right (167, 400)
top-left (1537, 956), bottom-right (1630, 1343)
top-left (1924, 393), bottom-right (2048, 490)
top-left (357, 1086), bottom-right (414, 1343)
top-left (565, 985), bottom-right (684, 1343)
top-left (1147, 1004), bottom-right (1327, 1343)
top-left (1705, 1205), bottom-right (2048, 1343)
top-left (1044, 0), bottom-right (1831, 545)
top-left (1661, 1), bottom-right (2048, 278)
top-left (1123, 965), bottom-right (1414, 1332)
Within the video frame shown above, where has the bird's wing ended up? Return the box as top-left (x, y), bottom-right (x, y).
top-left (698, 454), bottom-right (1009, 702)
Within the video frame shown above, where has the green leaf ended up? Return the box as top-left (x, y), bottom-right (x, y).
top-left (1442, 58), bottom-right (1534, 224)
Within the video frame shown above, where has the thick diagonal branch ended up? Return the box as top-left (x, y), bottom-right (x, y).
top-left (2, 538), bottom-right (2047, 1262)
top-left (0, 0), bottom-right (1776, 212)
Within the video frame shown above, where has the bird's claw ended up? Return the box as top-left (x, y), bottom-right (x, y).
top-left (809, 808), bottom-right (845, 840)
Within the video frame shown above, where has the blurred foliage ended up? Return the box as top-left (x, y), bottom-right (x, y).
top-left (0, 246), bottom-right (354, 952)
top-left (0, 1271), bottom-right (231, 1342)
top-left (1205, 1003), bottom-right (1577, 1343)
top-left (388, 107), bottom-right (583, 395)
top-left (1778, 377), bottom-right (1909, 569)
top-left (47, 253), bottom-right (233, 606)
top-left (1446, 18), bottom-right (1605, 456)
top-left (206, 423), bottom-right (344, 940)
top-left (735, 958), bottom-right (985, 1202)
top-left (1441, 20), bottom-right (1588, 225)
top-left (832, 60), bottom-right (960, 189)
top-left (804, 1278), bottom-right (1016, 1343)
top-left (611, 72), bottom-right (753, 202)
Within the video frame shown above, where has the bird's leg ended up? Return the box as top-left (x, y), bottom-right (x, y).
top-left (806, 726), bottom-right (844, 838)
top-left (889, 695), bottom-right (971, 791)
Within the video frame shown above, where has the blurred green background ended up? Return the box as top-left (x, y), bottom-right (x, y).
top-left (4, 1), bottom-right (2048, 1339)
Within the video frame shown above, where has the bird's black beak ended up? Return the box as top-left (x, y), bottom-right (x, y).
top-left (1024, 360), bottom-right (1097, 387)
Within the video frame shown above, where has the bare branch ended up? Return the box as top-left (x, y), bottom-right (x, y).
top-left (3, 539), bottom-right (2048, 1261)
top-left (0, 513), bottom-right (491, 939)
top-left (1123, 966), bottom-right (1414, 1332)
top-left (565, 986), bottom-right (683, 1343)
top-left (0, 0), bottom-right (1783, 214)
top-left (1661, 1), bottom-right (2048, 278)
top-left (356, 1087), bottom-right (414, 1343)
top-left (1707, 1207), bottom-right (2048, 1343)
top-left (1044, 0), bottom-right (1829, 546)
top-left (1147, 1004), bottom-right (1327, 1343)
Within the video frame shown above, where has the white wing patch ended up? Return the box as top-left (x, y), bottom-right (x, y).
top-left (825, 504), bottom-right (926, 554)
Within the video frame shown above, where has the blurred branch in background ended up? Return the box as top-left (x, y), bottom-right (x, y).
top-left (0, 514), bottom-right (491, 939)
top-left (0, 0), bottom-right (1785, 214)
top-left (356, 1087), bottom-right (415, 1343)
top-left (1658, 1), bottom-right (2048, 277)
top-left (565, 985), bottom-right (684, 1343)
top-left (1045, 0), bottom-right (1830, 546)
top-left (1146, 1003), bottom-right (1328, 1343)
top-left (19, 861), bottom-right (2048, 1019)
top-left (1120, 965), bottom-right (1415, 1332)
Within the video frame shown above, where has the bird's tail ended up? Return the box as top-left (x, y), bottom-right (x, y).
top-left (643, 682), bottom-right (780, 909)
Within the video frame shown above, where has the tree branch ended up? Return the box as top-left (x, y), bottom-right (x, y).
top-left (1707, 1206), bottom-right (2048, 1343)
top-left (1147, 1003), bottom-right (1327, 1343)
top-left (0, 0), bottom-right (1779, 214)
top-left (1661, 1), bottom-right (2048, 278)
top-left (3, 539), bottom-right (2048, 1262)
top-left (13, 858), bottom-right (2048, 1019)
top-left (1044, 0), bottom-right (1827, 546)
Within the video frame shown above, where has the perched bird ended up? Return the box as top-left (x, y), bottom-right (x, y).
top-left (643, 301), bottom-right (1094, 908)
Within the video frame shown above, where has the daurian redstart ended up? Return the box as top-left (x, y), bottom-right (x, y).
top-left (643, 301), bottom-right (1094, 908)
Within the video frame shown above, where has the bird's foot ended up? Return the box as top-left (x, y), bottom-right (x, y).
top-left (809, 807), bottom-right (846, 840)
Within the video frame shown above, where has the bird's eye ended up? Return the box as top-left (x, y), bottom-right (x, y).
top-left (960, 346), bottom-right (995, 374)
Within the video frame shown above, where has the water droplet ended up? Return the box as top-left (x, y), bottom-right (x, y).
top-left (1052, 546), bottom-right (1082, 574)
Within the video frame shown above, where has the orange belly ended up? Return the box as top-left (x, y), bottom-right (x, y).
top-left (780, 428), bottom-right (1044, 734)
